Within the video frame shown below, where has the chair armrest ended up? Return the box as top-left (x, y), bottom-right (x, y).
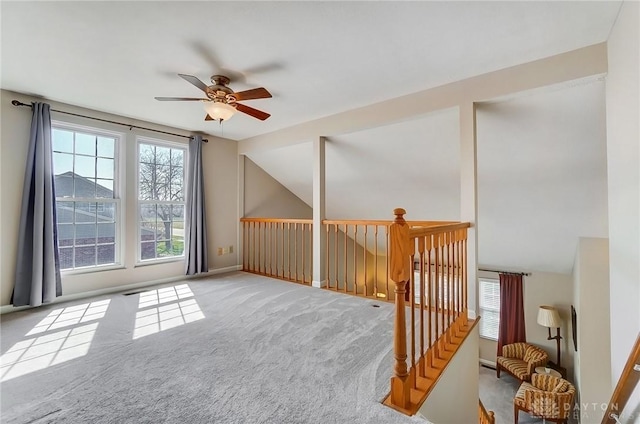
top-left (527, 354), bottom-right (549, 378)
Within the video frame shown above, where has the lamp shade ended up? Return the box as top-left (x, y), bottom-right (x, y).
top-left (203, 101), bottom-right (236, 121)
top-left (537, 305), bottom-right (561, 328)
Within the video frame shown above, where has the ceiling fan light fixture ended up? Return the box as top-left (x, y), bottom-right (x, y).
top-left (204, 101), bottom-right (236, 121)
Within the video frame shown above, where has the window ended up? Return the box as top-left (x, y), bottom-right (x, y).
top-left (138, 140), bottom-right (186, 261)
top-left (52, 125), bottom-right (120, 270)
top-left (479, 279), bottom-right (500, 340)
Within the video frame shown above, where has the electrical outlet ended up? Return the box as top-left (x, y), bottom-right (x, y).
top-left (229, 245), bottom-right (234, 254)
top-left (217, 247), bottom-right (223, 256)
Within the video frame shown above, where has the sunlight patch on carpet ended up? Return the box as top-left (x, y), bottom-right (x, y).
top-left (133, 297), bottom-right (204, 340)
top-left (1, 323), bottom-right (99, 381)
top-left (26, 300), bottom-right (111, 336)
top-left (137, 284), bottom-right (194, 308)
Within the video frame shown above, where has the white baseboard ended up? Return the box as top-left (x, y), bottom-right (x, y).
top-left (479, 358), bottom-right (497, 369)
top-left (0, 265), bottom-right (243, 315)
top-left (312, 279), bottom-right (327, 288)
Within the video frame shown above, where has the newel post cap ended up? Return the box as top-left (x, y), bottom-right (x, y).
top-left (393, 208), bottom-right (406, 224)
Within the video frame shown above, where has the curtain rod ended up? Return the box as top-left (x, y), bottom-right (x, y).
top-left (11, 100), bottom-right (208, 143)
top-left (479, 268), bottom-right (531, 276)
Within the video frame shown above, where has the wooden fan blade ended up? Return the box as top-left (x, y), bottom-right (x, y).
top-left (235, 103), bottom-right (271, 121)
top-left (178, 74), bottom-right (209, 93)
top-left (155, 97), bottom-right (207, 101)
top-left (205, 114), bottom-right (214, 121)
top-left (232, 87), bottom-right (272, 101)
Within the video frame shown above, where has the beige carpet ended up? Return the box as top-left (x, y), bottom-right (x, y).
top-left (1, 271), bottom-right (427, 424)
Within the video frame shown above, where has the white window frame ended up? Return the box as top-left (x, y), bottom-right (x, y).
top-left (52, 121), bottom-right (124, 274)
top-left (136, 137), bottom-right (188, 265)
top-left (478, 278), bottom-right (500, 340)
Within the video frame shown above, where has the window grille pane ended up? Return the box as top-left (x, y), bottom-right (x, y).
top-left (57, 224), bottom-right (74, 247)
top-left (97, 137), bottom-right (115, 158)
top-left (97, 244), bottom-right (115, 265)
top-left (52, 129), bottom-right (73, 153)
top-left (97, 223), bottom-right (116, 243)
top-left (75, 133), bottom-right (96, 156)
top-left (97, 203), bottom-right (116, 222)
top-left (74, 155), bottom-right (96, 180)
top-left (75, 223), bottom-right (96, 245)
top-left (59, 247), bottom-right (74, 269)
top-left (141, 242), bottom-right (156, 260)
top-left (74, 245), bottom-right (96, 268)
top-left (155, 146), bottom-right (171, 165)
top-left (96, 158), bottom-right (114, 179)
top-left (96, 179), bottom-right (114, 198)
top-left (75, 202), bottom-right (96, 223)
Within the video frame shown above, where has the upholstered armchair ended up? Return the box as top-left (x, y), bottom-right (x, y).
top-left (496, 342), bottom-right (548, 382)
top-left (514, 373), bottom-right (576, 424)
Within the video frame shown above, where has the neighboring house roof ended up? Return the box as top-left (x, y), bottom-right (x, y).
top-left (55, 171), bottom-right (114, 199)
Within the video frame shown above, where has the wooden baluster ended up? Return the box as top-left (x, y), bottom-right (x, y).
top-left (294, 223), bottom-right (299, 282)
top-left (364, 225), bottom-right (368, 297)
top-left (418, 236), bottom-right (425, 376)
top-left (386, 225), bottom-right (390, 300)
top-left (309, 223), bottom-right (313, 281)
top-left (353, 225), bottom-right (358, 295)
top-left (410, 239), bottom-right (416, 388)
top-left (374, 225), bottom-right (379, 298)
top-left (325, 224), bottom-right (329, 288)
top-left (260, 222), bottom-right (264, 274)
top-left (251, 221), bottom-right (255, 272)
top-left (456, 230), bottom-right (461, 319)
top-left (268, 222), bottom-right (273, 276)
top-left (301, 223), bottom-right (306, 283)
top-left (389, 208), bottom-right (411, 410)
top-left (426, 235), bottom-right (433, 367)
top-left (281, 223), bottom-right (285, 278)
top-left (287, 222), bottom-right (291, 280)
top-left (448, 231), bottom-right (453, 327)
top-left (242, 222), bottom-right (246, 271)
top-left (434, 232), bottom-right (440, 349)
top-left (344, 224), bottom-right (348, 292)
top-left (439, 233), bottom-right (445, 339)
top-left (463, 236), bottom-right (467, 314)
top-left (333, 224), bottom-right (340, 290)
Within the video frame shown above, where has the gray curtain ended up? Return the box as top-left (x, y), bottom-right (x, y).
top-left (13, 102), bottom-right (62, 307)
top-left (185, 135), bottom-right (208, 275)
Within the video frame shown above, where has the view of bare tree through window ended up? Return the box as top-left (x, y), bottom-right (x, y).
top-left (138, 142), bottom-right (186, 260)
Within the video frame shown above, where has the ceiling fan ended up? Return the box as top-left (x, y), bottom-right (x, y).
top-left (155, 74), bottom-right (272, 122)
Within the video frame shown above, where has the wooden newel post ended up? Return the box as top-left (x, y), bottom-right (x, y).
top-left (389, 208), bottom-right (412, 409)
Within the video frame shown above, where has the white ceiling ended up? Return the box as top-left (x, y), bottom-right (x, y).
top-left (1, 1), bottom-right (621, 141)
top-left (1, 2), bottom-right (616, 274)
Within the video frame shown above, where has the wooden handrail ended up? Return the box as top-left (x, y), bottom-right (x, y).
top-left (240, 217), bottom-right (312, 224)
top-left (479, 399), bottom-right (495, 424)
top-left (409, 222), bottom-right (471, 238)
top-left (322, 219), bottom-right (458, 226)
top-left (602, 333), bottom-right (640, 424)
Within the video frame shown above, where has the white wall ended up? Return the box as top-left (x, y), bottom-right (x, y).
top-left (573, 237), bottom-right (611, 424)
top-left (418, 324), bottom-right (479, 423)
top-left (605, 3), bottom-right (640, 413)
top-left (478, 270), bottom-right (575, 380)
top-left (243, 157), bottom-right (311, 219)
top-left (0, 90), bottom-right (239, 306)
top-left (476, 80), bottom-right (609, 275)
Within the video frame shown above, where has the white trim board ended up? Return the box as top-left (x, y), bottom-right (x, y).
top-left (0, 265), bottom-right (242, 315)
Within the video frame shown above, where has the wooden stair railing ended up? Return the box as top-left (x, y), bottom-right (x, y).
top-left (382, 208), bottom-right (476, 416)
top-left (602, 333), bottom-right (640, 424)
top-left (479, 399), bottom-right (495, 424)
top-left (240, 218), bottom-right (313, 285)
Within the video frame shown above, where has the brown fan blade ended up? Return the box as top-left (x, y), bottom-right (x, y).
top-left (178, 74), bottom-right (209, 93)
top-left (235, 103), bottom-right (271, 121)
top-left (232, 87), bottom-right (272, 101)
top-left (155, 97), bottom-right (207, 101)
top-left (205, 114), bottom-right (214, 121)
